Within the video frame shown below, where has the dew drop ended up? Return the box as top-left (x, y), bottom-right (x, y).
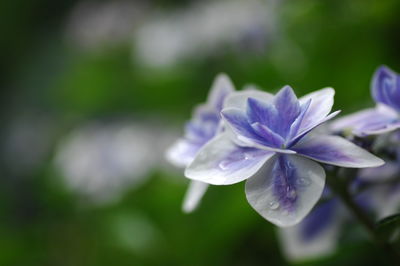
top-left (243, 152), bottom-right (252, 160)
top-left (286, 189), bottom-right (297, 200)
top-left (296, 177), bottom-right (311, 187)
top-left (218, 160), bottom-right (230, 170)
top-left (269, 201), bottom-right (280, 210)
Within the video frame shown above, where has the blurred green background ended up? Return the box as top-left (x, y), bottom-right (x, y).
top-left (0, 0), bottom-right (400, 265)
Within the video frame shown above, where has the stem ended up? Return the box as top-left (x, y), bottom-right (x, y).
top-left (326, 170), bottom-right (400, 264)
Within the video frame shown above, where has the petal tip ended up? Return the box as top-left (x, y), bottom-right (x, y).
top-left (182, 202), bottom-right (195, 213)
top-left (369, 157), bottom-right (385, 168)
top-left (321, 87), bottom-right (335, 95)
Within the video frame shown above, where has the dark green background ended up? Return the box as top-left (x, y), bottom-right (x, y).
top-left (0, 0), bottom-right (399, 265)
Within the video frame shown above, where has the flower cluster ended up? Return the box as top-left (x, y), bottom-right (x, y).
top-left (167, 66), bottom-right (400, 260)
top-left (166, 74), bottom-right (234, 212)
top-left (332, 66), bottom-right (400, 136)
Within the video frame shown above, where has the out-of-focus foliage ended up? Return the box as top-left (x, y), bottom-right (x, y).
top-left (0, 0), bottom-right (399, 265)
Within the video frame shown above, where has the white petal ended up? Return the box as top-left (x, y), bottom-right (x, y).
top-left (165, 139), bottom-right (199, 167)
top-left (277, 216), bottom-right (342, 261)
top-left (182, 181), bottom-right (209, 213)
top-left (207, 73), bottom-right (235, 110)
top-left (245, 155), bottom-right (326, 227)
top-left (185, 133), bottom-right (274, 185)
top-left (299, 87), bottom-right (335, 131)
top-left (223, 90), bottom-right (274, 110)
top-left (293, 135), bottom-right (385, 168)
top-left (330, 104), bottom-right (399, 136)
top-left (376, 103), bottom-right (399, 117)
top-left (362, 121), bottom-right (400, 136)
top-left (235, 135), bottom-right (297, 154)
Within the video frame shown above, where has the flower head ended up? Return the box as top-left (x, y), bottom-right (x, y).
top-left (166, 73), bottom-right (235, 212)
top-left (358, 143), bottom-right (400, 219)
top-left (332, 66), bottom-right (400, 136)
top-left (278, 196), bottom-right (344, 261)
top-left (185, 86), bottom-right (384, 226)
top-left (278, 181), bottom-right (375, 261)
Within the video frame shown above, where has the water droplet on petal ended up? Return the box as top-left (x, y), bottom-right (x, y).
top-left (296, 177), bottom-right (311, 187)
top-left (286, 189), bottom-right (297, 200)
top-left (244, 152), bottom-right (253, 160)
top-left (218, 160), bottom-right (230, 170)
top-left (269, 201), bottom-right (280, 210)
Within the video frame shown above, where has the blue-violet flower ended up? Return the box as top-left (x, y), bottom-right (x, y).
top-left (185, 86), bottom-right (384, 226)
top-left (166, 74), bottom-right (235, 212)
top-left (332, 66), bottom-right (400, 136)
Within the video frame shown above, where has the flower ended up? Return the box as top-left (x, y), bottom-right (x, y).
top-left (134, 0), bottom-right (274, 68)
top-left (278, 180), bottom-right (375, 261)
top-left (55, 121), bottom-right (155, 204)
top-left (185, 86), bottom-right (384, 226)
top-left (358, 143), bottom-right (400, 219)
top-left (278, 195), bottom-right (344, 261)
top-left (166, 74), bottom-right (235, 212)
top-left (331, 66), bottom-right (400, 136)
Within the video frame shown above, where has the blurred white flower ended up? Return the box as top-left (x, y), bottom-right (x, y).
top-left (134, 0), bottom-right (277, 68)
top-left (55, 121), bottom-right (156, 204)
top-left (66, 0), bottom-right (278, 65)
top-left (66, 0), bottom-right (149, 50)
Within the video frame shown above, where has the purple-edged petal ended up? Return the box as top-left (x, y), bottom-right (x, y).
top-left (166, 139), bottom-right (202, 167)
top-left (245, 154), bottom-right (326, 227)
top-left (330, 105), bottom-right (399, 136)
top-left (288, 110), bottom-right (341, 147)
top-left (182, 181), bottom-right (209, 213)
top-left (371, 66), bottom-right (400, 112)
top-left (273, 86), bottom-right (301, 137)
top-left (233, 135), bottom-right (297, 154)
top-left (330, 108), bottom-right (383, 134)
top-left (185, 133), bottom-right (274, 185)
top-left (221, 109), bottom-right (296, 153)
top-left (223, 90), bottom-right (274, 110)
top-left (247, 97), bottom-right (279, 129)
top-left (293, 135), bottom-right (384, 168)
top-left (251, 122), bottom-right (285, 148)
top-left (207, 73), bottom-right (235, 111)
top-left (361, 122), bottom-right (400, 136)
top-left (185, 111), bottom-right (220, 142)
top-left (298, 88), bottom-right (335, 132)
top-left (287, 99), bottom-right (312, 140)
top-left (221, 108), bottom-right (270, 146)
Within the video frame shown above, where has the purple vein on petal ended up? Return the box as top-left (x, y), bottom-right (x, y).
top-left (287, 98), bottom-right (312, 141)
top-left (274, 86), bottom-right (301, 138)
top-left (272, 155), bottom-right (298, 213)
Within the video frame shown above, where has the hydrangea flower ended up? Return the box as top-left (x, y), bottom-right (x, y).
top-left (332, 66), bottom-right (400, 136)
top-left (358, 142), bottom-right (400, 219)
top-left (166, 74), bottom-right (235, 212)
top-left (278, 195), bottom-right (345, 261)
top-left (185, 86), bottom-right (384, 226)
top-left (278, 180), bottom-right (376, 261)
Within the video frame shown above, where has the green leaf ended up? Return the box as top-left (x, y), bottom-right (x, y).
top-left (376, 213), bottom-right (400, 242)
